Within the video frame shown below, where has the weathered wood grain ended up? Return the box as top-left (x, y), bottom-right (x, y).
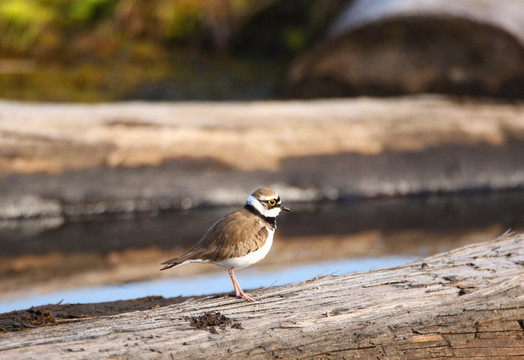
top-left (1, 233), bottom-right (523, 359)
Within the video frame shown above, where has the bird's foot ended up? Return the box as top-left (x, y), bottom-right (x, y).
top-left (235, 288), bottom-right (255, 302)
top-left (238, 292), bottom-right (255, 302)
top-left (229, 267), bottom-right (255, 302)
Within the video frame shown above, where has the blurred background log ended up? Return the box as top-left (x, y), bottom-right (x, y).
top-left (1, 233), bottom-right (522, 359)
top-left (1, 96), bottom-right (523, 220)
top-left (288, 0), bottom-right (524, 98)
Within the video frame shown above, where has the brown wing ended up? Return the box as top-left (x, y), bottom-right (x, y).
top-left (160, 209), bottom-right (268, 270)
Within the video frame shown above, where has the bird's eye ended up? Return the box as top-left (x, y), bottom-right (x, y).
top-left (268, 199), bottom-right (276, 206)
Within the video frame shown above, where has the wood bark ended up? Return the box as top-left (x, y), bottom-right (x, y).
top-left (1, 233), bottom-right (523, 359)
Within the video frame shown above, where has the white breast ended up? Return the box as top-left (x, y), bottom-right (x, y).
top-left (214, 228), bottom-right (275, 270)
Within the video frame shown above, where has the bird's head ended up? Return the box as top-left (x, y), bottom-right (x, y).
top-left (246, 187), bottom-right (290, 218)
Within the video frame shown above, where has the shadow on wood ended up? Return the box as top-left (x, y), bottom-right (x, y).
top-left (0, 233), bottom-right (523, 359)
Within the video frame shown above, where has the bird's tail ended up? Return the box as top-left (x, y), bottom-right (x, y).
top-left (160, 247), bottom-right (205, 271)
top-left (159, 258), bottom-right (183, 271)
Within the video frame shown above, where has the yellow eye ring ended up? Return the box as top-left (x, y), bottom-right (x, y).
top-left (268, 199), bottom-right (276, 206)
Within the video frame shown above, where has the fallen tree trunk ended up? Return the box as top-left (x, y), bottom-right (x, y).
top-left (1, 97), bottom-right (524, 221)
top-left (288, 0), bottom-right (524, 98)
top-left (1, 233), bottom-right (523, 359)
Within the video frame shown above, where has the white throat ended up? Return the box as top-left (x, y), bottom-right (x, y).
top-left (246, 195), bottom-right (281, 218)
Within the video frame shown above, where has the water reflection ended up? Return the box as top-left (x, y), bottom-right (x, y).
top-left (2, 191), bottom-right (523, 256)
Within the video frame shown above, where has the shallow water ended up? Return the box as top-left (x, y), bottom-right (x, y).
top-left (0, 256), bottom-right (415, 313)
top-left (1, 191), bottom-right (523, 313)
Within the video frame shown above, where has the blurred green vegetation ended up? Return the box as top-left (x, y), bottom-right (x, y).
top-left (0, 0), bottom-right (344, 101)
top-left (0, 0), bottom-right (274, 58)
top-left (0, 0), bottom-right (55, 55)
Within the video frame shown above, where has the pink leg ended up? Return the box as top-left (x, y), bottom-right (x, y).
top-left (228, 268), bottom-right (254, 302)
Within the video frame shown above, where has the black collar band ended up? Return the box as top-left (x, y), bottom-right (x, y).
top-left (244, 204), bottom-right (277, 229)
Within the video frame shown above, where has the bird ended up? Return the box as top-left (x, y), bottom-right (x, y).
top-left (160, 187), bottom-right (290, 302)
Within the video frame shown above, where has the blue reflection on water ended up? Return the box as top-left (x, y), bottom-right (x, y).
top-left (0, 256), bottom-right (417, 313)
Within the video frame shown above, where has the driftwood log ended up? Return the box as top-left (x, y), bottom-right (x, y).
top-left (1, 97), bottom-right (524, 221)
top-left (288, 0), bottom-right (524, 98)
top-left (1, 233), bottom-right (523, 359)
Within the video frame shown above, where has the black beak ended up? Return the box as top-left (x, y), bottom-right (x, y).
top-left (280, 205), bottom-right (291, 212)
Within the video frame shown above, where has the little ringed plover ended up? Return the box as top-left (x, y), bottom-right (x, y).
top-left (160, 187), bottom-right (290, 302)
